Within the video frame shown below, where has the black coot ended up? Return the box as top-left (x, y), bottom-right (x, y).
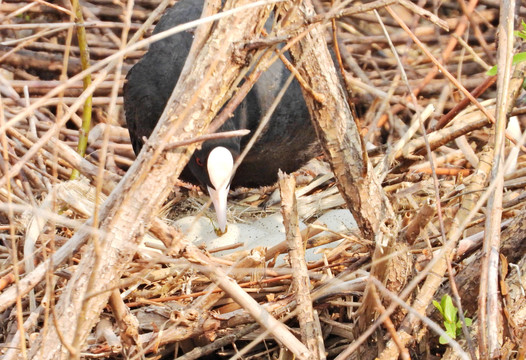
top-left (124, 0), bottom-right (318, 232)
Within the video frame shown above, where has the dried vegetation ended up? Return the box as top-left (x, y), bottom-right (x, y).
top-left (0, 0), bottom-right (526, 359)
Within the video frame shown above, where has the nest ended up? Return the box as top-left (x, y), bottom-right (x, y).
top-left (1, 0), bottom-right (526, 359)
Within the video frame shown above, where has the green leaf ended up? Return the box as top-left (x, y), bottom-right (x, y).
top-left (516, 21), bottom-right (526, 40)
top-left (456, 322), bottom-right (464, 336)
top-left (433, 300), bottom-right (444, 316)
top-left (486, 50), bottom-right (526, 76)
top-left (513, 52), bottom-right (526, 65)
top-left (464, 317), bottom-right (472, 327)
top-left (443, 295), bottom-right (457, 323)
top-left (457, 316), bottom-right (473, 329)
top-left (440, 295), bottom-right (448, 314)
top-left (439, 335), bottom-right (449, 344)
top-left (486, 65), bottom-right (497, 76)
top-left (445, 321), bottom-right (457, 338)
top-left (439, 322), bottom-right (456, 345)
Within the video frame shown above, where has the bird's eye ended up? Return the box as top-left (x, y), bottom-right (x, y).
top-left (195, 157), bottom-right (204, 167)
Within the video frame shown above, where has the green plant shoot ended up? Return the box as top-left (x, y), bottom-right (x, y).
top-left (433, 294), bottom-right (472, 345)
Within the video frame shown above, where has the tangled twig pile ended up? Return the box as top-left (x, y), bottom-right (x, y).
top-left (0, 0), bottom-right (525, 359)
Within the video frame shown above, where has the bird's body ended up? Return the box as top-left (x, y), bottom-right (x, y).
top-left (124, 0), bottom-right (319, 231)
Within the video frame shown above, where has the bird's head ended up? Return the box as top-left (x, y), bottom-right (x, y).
top-left (188, 143), bottom-right (239, 234)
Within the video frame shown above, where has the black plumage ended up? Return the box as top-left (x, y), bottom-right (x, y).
top-left (124, 0), bottom-right (319, 231)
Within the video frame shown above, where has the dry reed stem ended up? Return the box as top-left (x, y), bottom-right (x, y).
top-left (478, 1), bottom-right (515, 357)
top-left (279, 171), bottom-right (323, 360)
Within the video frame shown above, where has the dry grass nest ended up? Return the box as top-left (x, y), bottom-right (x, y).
top-left (1, 0), bottom-right (526, 359)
